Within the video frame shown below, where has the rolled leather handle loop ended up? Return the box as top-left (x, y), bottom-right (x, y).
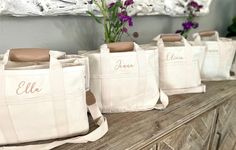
top-left (199, 31), bottom-right (216, 37)
top-left (161, 34), bottom-right (182, 42)
top-left (107, 42), bottom-right (134, 52)
top-left (9, 48), bottom-right (50, 62)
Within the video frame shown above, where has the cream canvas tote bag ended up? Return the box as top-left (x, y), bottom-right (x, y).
top-left (0, 49), bottom-right (108, 150)
top-left (154, 34), bottom-right (206, 95)
top-left (193, 31), bottom-right (236, 80)
top-left (84, 42), bottom-right (168, 113)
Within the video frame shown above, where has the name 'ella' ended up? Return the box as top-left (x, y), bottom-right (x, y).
top-left (16, 81), bottom-right (42, 95)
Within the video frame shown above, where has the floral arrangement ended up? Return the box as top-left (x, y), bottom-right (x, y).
top-left (176, 1), bottom-right (203, 38)
top-left (87, 0), bottom-right (135, 43)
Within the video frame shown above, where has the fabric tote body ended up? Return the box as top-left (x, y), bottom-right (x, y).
top-left (193, 31), bottom-right (236, 81)
top-left (0, 49), bottom-right (108, 150)
top-left (154, 34), bottom-right (206, 95)
top-left (85, 42), bottom-right (169, 113)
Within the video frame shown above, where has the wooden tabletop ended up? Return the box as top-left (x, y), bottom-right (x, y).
top-left (54, 81), bottom-right (236, 150)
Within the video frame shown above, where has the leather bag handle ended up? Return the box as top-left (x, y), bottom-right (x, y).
top-left (9, 48), bottom-right (50, 62)
top-left (199, 31), bottom-right (216, 37)
top-left (107, 42), bottom-right (134, 53)
top-left (161, 34), bottom-right (182, 42)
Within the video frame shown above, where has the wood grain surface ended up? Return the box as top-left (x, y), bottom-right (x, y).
top-left (53, 81), bottom-right (236, 150)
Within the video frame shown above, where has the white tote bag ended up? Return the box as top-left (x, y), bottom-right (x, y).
top-left (0, 49), bottom-right (108, 150)
top-left (85, 42), bottom-right (168, 113)
top-left (154, 34), bottom-right (206, 95)
top-left (193, 31), bottom-right (236, 80)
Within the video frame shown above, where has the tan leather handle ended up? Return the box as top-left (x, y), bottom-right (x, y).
top-left (107, 42), bottom-right (134, 52)
top-left (9, 48), bottom-right (50, 62)
top-left (161, 34), bottom-right (182, 42)
top-left (199, 31), bottom-right (216, 37)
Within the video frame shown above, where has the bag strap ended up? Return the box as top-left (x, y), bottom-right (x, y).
top-left (154, 90), bottom-right (169, 110)
top-left (153, 45), bottom-right (169, 110)
top-left (0, 53), bottom-right (19, 144)
top-left (49, 55), bottom-right (69, 137)
top-left (163, 84), bottom-right (206, 95)
top-left (221, 39), bottom-right (236, 80)
top-left (228, 41), bottom-right (236, 80)
top-left (1, 91), bottom-right (108, 150)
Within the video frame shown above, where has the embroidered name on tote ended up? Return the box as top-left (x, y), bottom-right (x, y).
top-left (16, 81), bottom-right (42, 95)
top-left (166, 53), bottom-right (184, 61)
top-left (114, 60), bottom-right (134, 70)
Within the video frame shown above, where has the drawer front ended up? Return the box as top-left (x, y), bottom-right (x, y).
top-left (142, 109), bottom-right (217, 150)
top-left (215, 99), bottom-right (236, 150)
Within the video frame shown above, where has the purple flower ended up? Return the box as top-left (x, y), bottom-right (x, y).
top-left (118, 12), bottom-right (133, 26)
top-left (108, 2), bottom-right (115, 8)
top-left (182, 21), bottom-right (194, 30)
top-left (122, 27), bottom-right (128, 33)
top-left (128, 19), bottom-right (133, 26)
top-left (188, 1), bottom-right (203, 11)
top-left (124, 0), bottom-right (134, 6)
top-left (118, 12), bottom-right (127, 21)
top-left (189, 1), bottom-right (198, 8)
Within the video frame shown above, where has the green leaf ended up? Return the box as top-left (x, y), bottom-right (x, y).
top-left (116, 1), bottom-right (123, 7)
top-left (86, 11), bottom-right (102, 24)
top-left (233, 16), bottom-right (236, 24)
top-left (228, 25), bottom-right (236, 33)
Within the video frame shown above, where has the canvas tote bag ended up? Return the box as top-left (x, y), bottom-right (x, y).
top-left (193, 31), bottom-right (236, 80)
top-left (0, 49), bottom-right (108, 150)
top-left (154, 34), bottom-right (206, 95)
top-left (84, 42), bottom-right (168, 113)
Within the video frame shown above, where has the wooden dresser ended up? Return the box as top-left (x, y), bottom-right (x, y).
top-left (54, 81), bottom-right (236, 150)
